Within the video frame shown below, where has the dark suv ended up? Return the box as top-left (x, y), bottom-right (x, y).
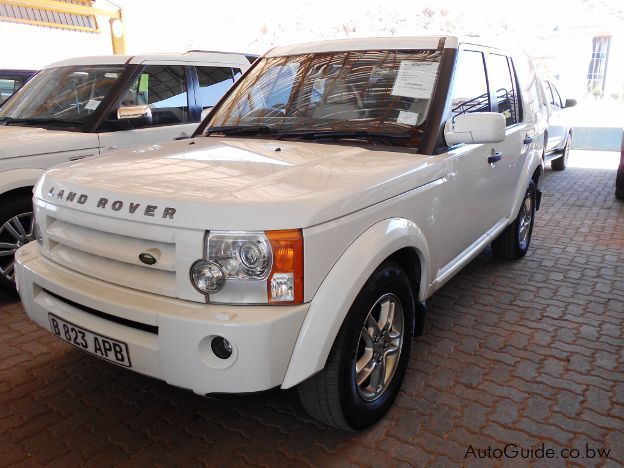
top-left (0, 69), bottom-right (36, 106)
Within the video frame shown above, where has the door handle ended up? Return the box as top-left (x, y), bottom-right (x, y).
top-left (488, 152), bottom-right (502, 164)
top-left (523, 136), bottom-right (533, 145)
top-left (69, 156), bottom-right (87, 161)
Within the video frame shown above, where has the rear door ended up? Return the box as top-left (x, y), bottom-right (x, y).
top-left (96, 64), bottom-right (197, 153)
top-left (484, 52), bottom-right (527, 214)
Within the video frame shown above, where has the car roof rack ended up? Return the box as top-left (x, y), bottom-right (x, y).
top-left (186, 50), bottom-right (258, 57)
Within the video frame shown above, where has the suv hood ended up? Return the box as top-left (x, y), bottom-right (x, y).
top-left (0, 125), bottom-right (98, 159)
top-left (38, 137), bottom-right (443, 230)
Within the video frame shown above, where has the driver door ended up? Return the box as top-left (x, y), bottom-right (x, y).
top-left (97, 64), bottom-right (197, 154)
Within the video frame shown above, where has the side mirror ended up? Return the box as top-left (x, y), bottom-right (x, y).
top-left (444, 112), bottom-right (506, 146)
top-left (117, 105), bottom-right (152, 125)
top-left (564, 98), bottom-right (577, 108)
top-left (200, 106), bottom-right (213, 121)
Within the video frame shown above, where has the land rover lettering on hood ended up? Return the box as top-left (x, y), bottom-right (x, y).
top-left (15, 36), bottom-right (547, 431)
top-left (45, 187), bottom-right (177, 219)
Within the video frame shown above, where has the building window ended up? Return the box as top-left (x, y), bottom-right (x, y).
top-left (587, 36), bottom-right (611, 98)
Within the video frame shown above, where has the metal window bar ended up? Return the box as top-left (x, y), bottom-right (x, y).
top-left (586, 36), bottom-right (611, 97)
top-left (0, 0), bottom-right (98, 32)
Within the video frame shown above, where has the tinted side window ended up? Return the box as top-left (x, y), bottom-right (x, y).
top-left (196, 67), bottom-right (234, 109)
top-left (451, 50), bottom-right (490, 116)
top-left (488, 54), bottom-right (519, 126)
top-left (116, 65), bottom-right (189, 127)
top-left (0, 77), bottom-right (27, 104)
top-left (232, 68), bottom-right (242, 81)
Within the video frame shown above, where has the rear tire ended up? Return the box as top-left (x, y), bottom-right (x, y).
top-left (551, 134), bottom-right (571, 171)
top-left (297, 262), bottom-right (415, 431)
top-left (491, 180), bottom-right (536, 260)
top-left (0, 192), bottom-right (35, 294)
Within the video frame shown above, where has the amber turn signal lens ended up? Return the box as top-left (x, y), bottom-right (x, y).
top-left (266, 229), bottom-right (303, 304)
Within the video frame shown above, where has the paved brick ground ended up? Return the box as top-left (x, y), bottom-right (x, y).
top-left (1, 151), bottom-right (623, 467)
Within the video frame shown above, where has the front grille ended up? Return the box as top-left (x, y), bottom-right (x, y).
top-left (45, 289), bottom-right (158, 334)
top-left (44, 217), bottom-right (177, 297)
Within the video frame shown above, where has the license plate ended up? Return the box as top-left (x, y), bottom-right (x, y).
top-left (48, 313), bottom-right (131, 367)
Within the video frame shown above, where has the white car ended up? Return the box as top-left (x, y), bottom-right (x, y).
top-left (16, 36), bottom-right (547, 431)
top-left (0, 51), bottom-right (253, 291)
top-left (543, 79), bottom-right (576, 171)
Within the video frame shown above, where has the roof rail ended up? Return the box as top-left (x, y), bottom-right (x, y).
top-left (186, 50), bottom-right (258, 57)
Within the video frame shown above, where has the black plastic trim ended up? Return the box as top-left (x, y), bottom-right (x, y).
top-left (414, 300), bottom-right (427, 337)
top-left (187, 65), bottom-right (200, 121)
top-left (44, 288), bottom-right (159, 335)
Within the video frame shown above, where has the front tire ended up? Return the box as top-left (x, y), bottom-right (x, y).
top-left (297, 262), bottom-right (415, 431)
top-left (0, 193), bottom-right (35, 294)
top-left (491, 180), bottom-right (536, 260)
top-left (551, 134), bottom-right (571, 171)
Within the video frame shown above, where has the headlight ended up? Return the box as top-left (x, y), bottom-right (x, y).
top-left (190, 260), bottom-right (226, 294)
top-left (208, 233), bottom-right (271, 279)
top-left (190, 230), bottom-right (303, 304)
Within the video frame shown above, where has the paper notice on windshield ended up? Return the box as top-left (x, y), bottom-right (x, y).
top-left (391, 61), bottom-right (439, 99)
top-left (397, 111), bottom-right (419, 126)
top-left (85, 99), bottom-right (101, 111)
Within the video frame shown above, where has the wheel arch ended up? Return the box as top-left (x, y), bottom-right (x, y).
top-left (282, 218), bottom-right (431, 389)
top-left (0, 185), bottom-right (35, 202)
top-left (0, 168), bottom-right (45, 200)
top-left (508, 148), bottom-right (543, 221)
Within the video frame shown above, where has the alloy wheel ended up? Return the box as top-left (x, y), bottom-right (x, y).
top-left (0, 212), bottom-right (35, 282)
top-left (355, 293), bottom-right (404, 402)
top-left (518, 192), bottom-right (533, 250)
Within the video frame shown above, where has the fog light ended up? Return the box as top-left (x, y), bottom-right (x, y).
top-left (191, 259), bottom-right (225, 294)
top-left (211, 336), bottom-right (233, 359)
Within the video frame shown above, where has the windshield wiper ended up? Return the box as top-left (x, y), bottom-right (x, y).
top-left (0, 117), bottom-right (82, 126)
top-left (205, 125), bottom-right (274, 136)
top-left (276, 130), bottom-right (410, 143)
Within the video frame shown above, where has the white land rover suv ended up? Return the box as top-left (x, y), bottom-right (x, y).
top-left (0, 51), bottom-right (253, 291)
top-left (16, 36), bottom-right (547, 431)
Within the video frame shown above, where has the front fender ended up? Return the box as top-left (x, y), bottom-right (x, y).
top-left (281, 217), bottom-right (431, 389)
top-left (0, 168), bottom-right (45, 196)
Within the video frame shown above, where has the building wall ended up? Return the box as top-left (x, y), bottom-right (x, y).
top-left (534, 25), bottom-right (623, 103)
top-left (0, 17), bottom-right (113, 69)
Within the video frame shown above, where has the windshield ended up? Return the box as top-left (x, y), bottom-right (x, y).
top-left (204, 49), bottom-right (442, 147)
top-left (0, 65), bottom-right (125, 124)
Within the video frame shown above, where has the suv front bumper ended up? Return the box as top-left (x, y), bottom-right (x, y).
top-left (15, 242), bottom-right (308, 395)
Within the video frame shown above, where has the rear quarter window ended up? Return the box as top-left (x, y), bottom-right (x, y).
top-left (512, 53), bottom-right (547, 121)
